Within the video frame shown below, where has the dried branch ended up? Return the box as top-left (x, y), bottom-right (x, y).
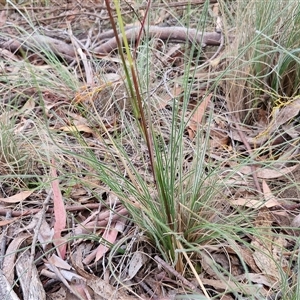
top-left (93, 26), bottom-right (222, 53)
top-left (0, 34), bottom-right (75, 62)
top-left (0, 203), bottom-right (102, 217)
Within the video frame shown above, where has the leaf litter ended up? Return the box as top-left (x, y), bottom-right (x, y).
top-left (0, 0), bottom-right (299, 299)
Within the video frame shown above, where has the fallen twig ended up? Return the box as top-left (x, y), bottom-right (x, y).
top-left (93, 26), bottom-right (222, 54)
top-left (0, 26), bottom-right (222, 62)
top-left (154, 255), bottom-right (201, 292)
top-left (0, 203), bottom-right (102, 217)
top-left (0, 35), bottom-right (75, 63)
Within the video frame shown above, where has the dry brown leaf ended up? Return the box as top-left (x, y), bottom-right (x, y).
top-left (51, 160), bottom-right (67, 259)
top-left (236, 273), bottom-right (274, 287)
top-left (0, 272), bottom-right (20, 300)
top-left (16, 249), bottom-right (46, 300)
top-left (291, 213), bottom-right (300, 227)
top-left (95, 219), bottom-right (125, 262)
top-left (2, 234), bottom-right (31, 285)
top-left (200, 278), bottom-right (262, 295)
top-left (87, 276), bottom-right (137, 300)
top-left (45, 258), bottom-right (89, 300)
top-left (262, 180), bottom-right (281, 207)
top-left (252, 240), bottom-right (280, 281)
top-left (0, 10), bottom-right (7, 27)
top-left (187, 93), bottom-right (212, 134)
top-left (272, 98), bottom-right (300, 128)
top-left (240, 164), bottom-right (299, 179)
top-left (0, 190), bottom-right (33, 203)
top-left (230, 198), bottom-right (263, 208)
top-left (250, 98), bottom-right (300, 145)
top-left (225, 244), bottom-right (261, 274)
top-left (37, 217), bottom-right (54, 250)
top-left (155, 84), bottom-right (183, 111)
top-left (127, 251), bottom-right (148, 280)
top-left (60, 124), bottom-right (94, 134)
top-left (251, 209), bottom-right (289, 283)
top-left (0, 217), bottom-right (20, 226)
top-left (48, 254), bottom-right (72, 270)
top-left (0, 48), bottom-right (20, 62)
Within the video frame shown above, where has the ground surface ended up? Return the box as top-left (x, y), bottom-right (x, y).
top-left (0, 1), bottom-right (300, 300)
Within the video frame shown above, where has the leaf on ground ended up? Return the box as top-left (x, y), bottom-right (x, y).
top-left (209, 128), bottom-right (229, 149)
top-left (225, 244), bottom-right (261, 274)
top-left (251, 209), bottom-right (289, 282)
top-left (240, 164), bottom-right (299, 179)
top-left (232, 181), bottom-right (281, 209)
top-left (22, 97), bottom-right (36, 113)
top-left (236, 273), bottom-right (274, 288)
top-left (155, 84), bottom-right (183, 111)
top-left (262, 180), bottom-right (281, 207)
top-left (272, 98), bottom-right (300, 128)
top-left (60, 124), bottom-right (94, 134)
top-left (0, 217), bottom-right (20, 226)
top-left (127, 251), bottom-right (148, 280)
top-left (0, 190), bottom-right (33, 203)
top-left (16, 249), bottom-right (46, 300)
top-left (0, 10), bottom-right (7, 27)
top-left (291, 213), bottom-right (300, 227)
top-left (187, 93), bottom-right (212, 139)
top-left (200, 278), bottom-right (262, 296)
top-left (2, 233), bottom-right (31, 286)
top-left (51, 159), bottom-right (67, 259)
top-left (95, 219), bottom-right (125, 262)
top-left (46, 255), bottom-right (90, 300)
top-left (37, 216), bottom-right (54, 250)
top-left (67, 280), bottom-right (91, 300)
top-left (230, 198), bottom-right (264, 208)
top-left (47, 254), bottom-right (72, 270)
top-left (87, 276), bottom-right (137, 300)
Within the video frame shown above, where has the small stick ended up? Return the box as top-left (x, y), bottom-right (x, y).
top-left (154, 255), bottom-right (199, 292)
top-left (134, 279), bottom-right (157, 299)
top-left (0, 203), bottom-right (103, 217)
